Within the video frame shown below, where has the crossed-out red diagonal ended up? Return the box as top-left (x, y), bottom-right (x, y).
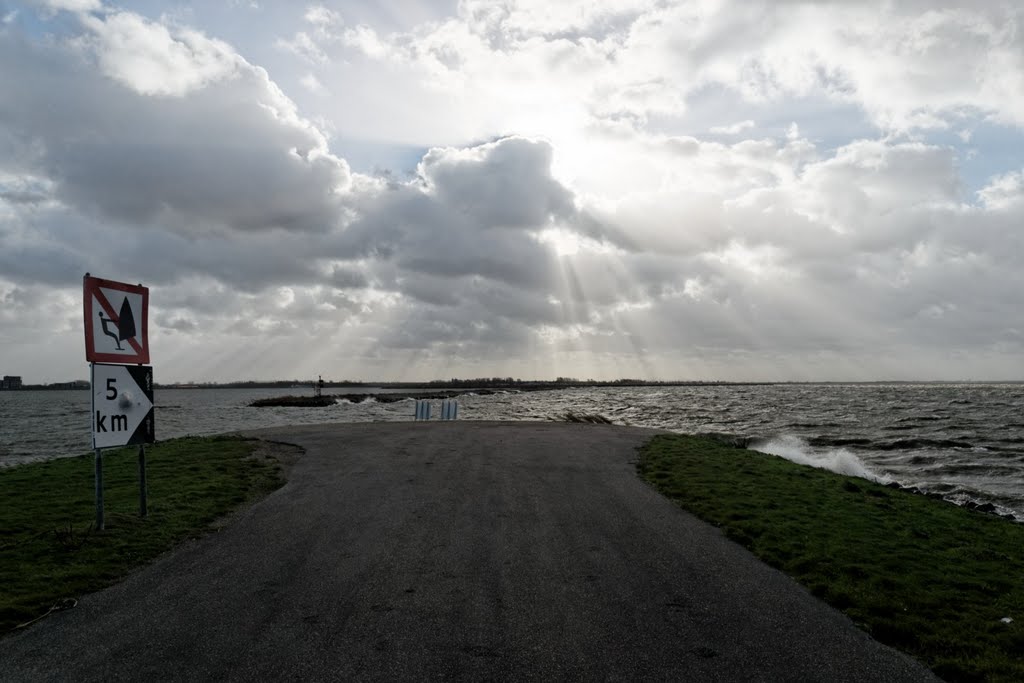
top-left (83, 275), bottom-right (150, 364)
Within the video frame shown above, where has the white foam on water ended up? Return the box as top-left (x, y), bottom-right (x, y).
top-left (751, 434), bottom-right (888, 483)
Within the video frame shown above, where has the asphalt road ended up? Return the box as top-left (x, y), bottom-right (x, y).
top-left (1, 422), bottom-right (937, 681)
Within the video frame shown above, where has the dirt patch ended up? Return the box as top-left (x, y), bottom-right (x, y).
top-left (203, 438), bottom-right (305, 533)
top-left (245, 438), bottom-right (305, 482)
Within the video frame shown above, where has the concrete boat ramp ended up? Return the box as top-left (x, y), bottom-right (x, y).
top-left (0, 422), bottom-right (936, 681)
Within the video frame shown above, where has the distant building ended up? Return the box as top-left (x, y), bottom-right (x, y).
top-left (52, 380), bottom-right (89, 390)
top-left (2, 375), bottom-right (23, 390)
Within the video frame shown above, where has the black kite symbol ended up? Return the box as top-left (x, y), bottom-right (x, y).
top-left (98, 297), bottom-right (136, 350)
top-left (118, 297), bottom-right (136, 341)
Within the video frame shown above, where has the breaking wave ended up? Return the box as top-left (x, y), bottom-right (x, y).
top-left (749, 434), bottom-right (888, 483)
top-left (875, 438), bottom-right (975, 451)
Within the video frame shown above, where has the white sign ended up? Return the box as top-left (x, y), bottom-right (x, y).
top-left (92, 364), bottom-right (155, 449)
top-left (83, 275), bottom-right (150, 365)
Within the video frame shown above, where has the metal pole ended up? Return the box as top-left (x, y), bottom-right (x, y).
top-left (94, 448), bottom-right (104, 530)
top-left (138, 444), bottom-right (147, 518)
top-left (90, 361), bottom-right (104, 530)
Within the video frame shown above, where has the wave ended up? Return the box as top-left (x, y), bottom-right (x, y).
top-left (875, 438), bottom-right (975, 451)
top-left (915, 463), bottom-right (1023, 478)
top-left (899, 483), bottom-right (1022, 521)
top-left (749, 435), bottom-right (887, 483)
top-left (801, 435), bottom-right (982, 451)
top-left (806, 436), bottom-right (873, 448)
top-left (785, 421), bottom-right (846, 429)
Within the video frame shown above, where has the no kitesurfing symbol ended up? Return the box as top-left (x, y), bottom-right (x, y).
top-left (98, 297), bottom-right (137, 350)
top-left (83, 275), bottom-right (150, 365)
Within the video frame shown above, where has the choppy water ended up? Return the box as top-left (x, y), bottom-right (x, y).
top-left (2, 383), bottom-right (1022, 520)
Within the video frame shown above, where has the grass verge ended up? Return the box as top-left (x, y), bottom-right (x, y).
top-left (0, 435), bottom-right (286, 634)
top-left (637, 434), bottom-right (1024, 683)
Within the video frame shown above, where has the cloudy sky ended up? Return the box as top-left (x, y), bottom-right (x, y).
top-left (2, 0), bottom-right (1023, 383)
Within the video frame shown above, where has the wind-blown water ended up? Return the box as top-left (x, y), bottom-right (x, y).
top-left (2, 383), bottom-right (1022, 520)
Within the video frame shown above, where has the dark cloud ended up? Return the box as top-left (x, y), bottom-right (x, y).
top-left (333, 137), bottom-right (578, 294)
top-left (421, 137), bottom-right (575, 227)
top-left (0, 20), bottom-right (350, 238)
top-left (156, 314), bottom-right (198, 332)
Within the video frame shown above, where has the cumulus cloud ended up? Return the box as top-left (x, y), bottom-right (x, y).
top-left (322, 0), bottom-right (1024, 146)
top-left (1, 11), bottom-right (350, 238)
top-left (77, 11), bottom-right (242, 97)
top-left (276, 30), bottom-right (330, 65)
top-left (300, 72), bottom-right (327, 94)
top-left (711, 120), bottom-right (755, 135)
top-left (330, 137), bottom-right (581, 298)
top-left (31, 0), bottom-right (100, 12)
top-left (275, 4), bottom-right (345, 64)
top-left (977, 170), bottom-right (1024, 210)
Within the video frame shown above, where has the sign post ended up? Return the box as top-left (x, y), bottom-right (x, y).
top-left (139, 445), bottom-right (147, 517)
top-left (84, 274), bottom-right (154, 530)
top-left (94, 446), bottom-right (104, 531)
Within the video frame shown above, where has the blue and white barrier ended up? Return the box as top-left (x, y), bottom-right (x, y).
top-left (440, 399), bottom-right (458, 421)
top-left (414, 400), bottom-right (431, 421)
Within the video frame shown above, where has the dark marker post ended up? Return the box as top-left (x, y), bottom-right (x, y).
top-left (90, 357), bottom-right (104, 530)
top-left (87, 274), bottom-right (103, 530)
top-left (135, 287), bottom-right (147, 519)
top-left (94, 447), bottom-right (104, 530)
top-left (138, 444), bottom-right (147, 517)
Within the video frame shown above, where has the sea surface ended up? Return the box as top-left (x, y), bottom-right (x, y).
top-left (2, 383), bottom-right (1023, 520)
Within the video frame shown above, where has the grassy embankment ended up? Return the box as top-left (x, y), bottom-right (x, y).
top-left (0, 436), bottom-right (286, 634)
top-left (638, 434), bottom-right (1024, 683)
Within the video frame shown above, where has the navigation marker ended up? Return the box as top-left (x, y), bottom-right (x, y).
top-left (92, 364), bottom-right (154, 450)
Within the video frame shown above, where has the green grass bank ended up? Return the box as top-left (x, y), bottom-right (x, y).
top-left (0, 436), bottom-right (287, 634)
top-left (638, 434), bottom-right (1024, 683)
